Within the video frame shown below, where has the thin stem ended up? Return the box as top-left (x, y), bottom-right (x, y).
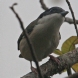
top-left (66, 0), bottom-right (78, 37)
top-left (10, 3), bottom-right (43, 78)
top-left (39, 0), bottom-right (48, 10)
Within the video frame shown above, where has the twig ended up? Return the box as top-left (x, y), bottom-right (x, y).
top-left (39, 0), bottom-right (48, 10)
top-left (21, 48), bottom-right (78, 78)
top-left (65, 17), bottom-right (78, 24)
top-left (10, 3), bottom-right (43, 78)
top-left (66, 0), bottom-right (78, 36)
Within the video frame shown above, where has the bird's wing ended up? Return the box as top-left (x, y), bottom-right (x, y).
top-left (17, 18), bottom-right (61, 50)
top-left (17, 19), bottom-right (38, 50)
top-left (26, 19), bottom-right (38, 34)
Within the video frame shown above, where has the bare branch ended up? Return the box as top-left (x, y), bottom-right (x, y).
top-left (65, 17), bottom-right (78, 24)
top-left (66, 0), bottom-right (78, 36)
top-left (21, 48), bottom-right (78, 78)
top-left (10, 3), bottom-right (43, 78)
top-left (39, 0), bottom-right (49, 10)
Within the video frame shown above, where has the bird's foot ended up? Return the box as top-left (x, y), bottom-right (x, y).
top-left (31, 66), bottom-right (38, 74)
top-left (49, 55), bottom-right (63, 74)
top-left (49, 55), bottom-right (60, 65)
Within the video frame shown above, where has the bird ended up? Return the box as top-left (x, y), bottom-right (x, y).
top-left (17, 7), bottom-right (68, 72)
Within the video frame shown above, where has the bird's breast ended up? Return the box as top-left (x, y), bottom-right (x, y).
top-left (19, 14), bottom-right (64, 61)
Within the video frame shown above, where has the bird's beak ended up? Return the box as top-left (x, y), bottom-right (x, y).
top-left (61, 11), bottom-right (69, 17)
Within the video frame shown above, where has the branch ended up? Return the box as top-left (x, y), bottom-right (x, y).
top-left (21, 48), bottom-right (78, 78)
top-left (65, 17), bottom-right (78, 24)
top-left (66, 0), bottom-right (78, 36)
top-left (39, 0), bottom-right (49, 10)
top-left (10, 3), bottom-right (43, 78)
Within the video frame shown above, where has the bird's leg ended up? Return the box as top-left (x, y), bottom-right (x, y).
top-left (30, 61), bottom-right (38, 74)
top-left (49, 55), bottom-right (63, 74)
top-left (49, 55), bottom-right (60, 65)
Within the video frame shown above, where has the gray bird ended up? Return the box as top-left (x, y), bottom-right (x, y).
top-left (17, 7), bottom-right (68, 71)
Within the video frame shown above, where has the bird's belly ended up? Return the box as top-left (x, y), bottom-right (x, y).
top-left (19, 38), bottom-right (35, 61)
top-left (29, 29), bottom-right (59, 60)
top-left (19, 32), bottom-right (59, 61)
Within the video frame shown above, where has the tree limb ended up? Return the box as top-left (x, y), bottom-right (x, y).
top-left (65, 17), bottom-right (78, 24)
top-left (21, 48), bottom-right (78, 78)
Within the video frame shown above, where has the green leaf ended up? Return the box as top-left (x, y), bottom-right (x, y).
top-left (61, 36), bottom-right (78, 54)
top-left (54, 49), bottom-right (62, 55)
top-left (54, 36), bottom-right (78, 72)
top-left (61, 36), bottom-right (78, 72)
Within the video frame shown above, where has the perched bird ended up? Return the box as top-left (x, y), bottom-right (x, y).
top-left (17, 7), bottom-right (68, 71)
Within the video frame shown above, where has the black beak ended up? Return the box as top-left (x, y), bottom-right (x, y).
top-left (61, 11), bottom-right (69, 17)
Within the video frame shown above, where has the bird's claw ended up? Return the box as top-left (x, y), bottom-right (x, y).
top-left (31, 66), bottom-right (38, 74)
top-left (49, 55), bottom-right (60, 65)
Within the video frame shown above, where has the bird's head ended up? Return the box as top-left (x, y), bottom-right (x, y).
top-left (37, 7), bottom-right (69, 25)
top-left (38, 7), bottom-right (69, 19)
top-left (37, 7), bottom-right (69, 30)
